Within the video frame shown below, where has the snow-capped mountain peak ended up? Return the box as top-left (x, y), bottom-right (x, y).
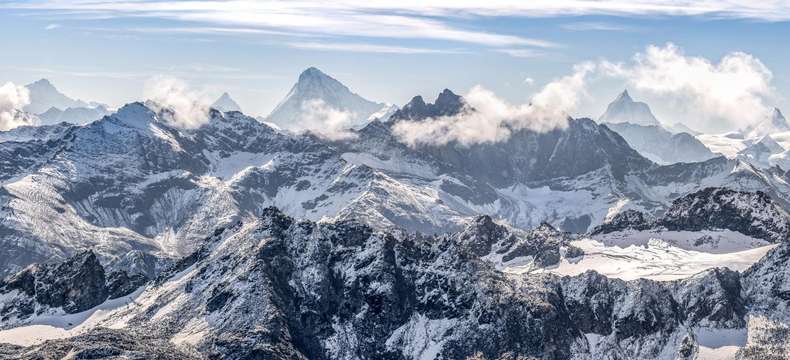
top-left (211, 92), bottom-right (242, 113)
top-left (599, 89), bottom-right (660, 126)
top-left (24, 78), bottom-right (89, 114)
top-left (742, 107), bottom-right (790, 138)
top-left (266, 67), bottom-right (389, 129)
top-left (107, 102), bottom-right (159, 130)
top-left (615, 89), bottom-right (632, 102)
top-left (23, 78), bottom-right (110, 124)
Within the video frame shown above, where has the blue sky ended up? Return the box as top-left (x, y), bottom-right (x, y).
top-left (1, 1), bottom-right (790, 132)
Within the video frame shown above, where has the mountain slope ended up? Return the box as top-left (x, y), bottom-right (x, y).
top-left (4, 93), bottom-right (790, 278)
top-left (605, 122), bottom-right (716, 164)
top-left (267, 67), bottom-right (390, 129)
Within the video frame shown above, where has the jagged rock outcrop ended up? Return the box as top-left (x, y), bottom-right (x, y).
top-left (0, 250), bottom-right (148, 325)
top-left (672, 268), bottom-right (746, 328)
top-left (590, 209), bottom-right (655, 234)
top-left (661, 187), bottom-right (790, 242)
top-left (388, 88), bottom-right (464, 122)
top-left (591, 187), bottom-right (790, 243)
top-left (0, 328), bottom-right (196, 359)
top-left (0, 251), bottom-right (107, 317)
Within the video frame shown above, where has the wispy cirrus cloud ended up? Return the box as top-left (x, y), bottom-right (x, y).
top-left (1, 1), bottom-right (559, 49)
top-left (560, 22), bottom-right (636, 32)
top-left (6, 1), bottom-right (790, 23)
top-left (495, 48), bottom-right (546, 58)
top-left (11, 1), bottom-right (788, 57)
top-left (287, 42), bottom-right (462, 54)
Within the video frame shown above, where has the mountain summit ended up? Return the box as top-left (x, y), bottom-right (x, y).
top-left (266, 67), bottom-right (391, 129)
top-left (389, 88), bottom-right (464, 122)
top-left (211, 92), bottom-right (242, 113)
top-left (743, 107), bottom-right (790, 137)
top-left (599, 90), bottom-right (660, 126)
top-left (771, 107), bottom-right (789, 131)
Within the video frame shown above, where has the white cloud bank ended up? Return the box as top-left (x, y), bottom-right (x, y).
top-left (0, 82), bottom-right (37, 131)
top-left (393, 63), bottom-right (593, 146)
top-left (603, 43), bottom-right (777, 133)
top-left (392, 42), bottom-right (781, 146)
top-left (287, 99), bottom-right (358, 141)
top-left (143, 76), bottom-right (212, 129)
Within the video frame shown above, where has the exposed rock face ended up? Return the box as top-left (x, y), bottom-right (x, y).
top-left (591, 187), bottom-right (790, 243)
top-left (0, 251), bottom-right (107, 316)
top-left (591, 209), bottom-right (655, 234)
top-left (0, 250), bottom-right (148, 324)
top-left (742, 240), bottom-right (790, 316)
top-left (388, 88), bottom-right (464, 122)
top-left (106, 271), bottom-right (148, 300)
top-left (0, 328), bottom-right (196, 359)
top-left (661, 187), bottom-right (790, 242)
top-left (672, 268), bottom-right (746, 328)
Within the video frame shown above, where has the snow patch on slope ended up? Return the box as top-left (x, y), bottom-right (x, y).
top-left (520, 238), bottom-right (776, 281)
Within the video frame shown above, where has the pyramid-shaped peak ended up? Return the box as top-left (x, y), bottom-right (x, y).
top-left (436, 89), bottom-right (460, 104)
top-left (298, 67), bottom-right (330, 81)
top-left (212, 92), bottom-right (242, 113)
top-left (406, 95), bottom-right (426, 108)
top-left (773, 107), bottom-right (786, 121)
top-left (599, 89), bottom-right (659, 126)
top-left (615, 89), bottom-right (632, 102)
top-left (28, 78), bottom-right (57, 90)
top-left (435, 89), bottom-right (463, 113)
top-left (267, 67), bottom-right (386, 129)
top-left (32, 78), bottom-right (52, 85)
top-left (293, 67), bottom-right (349, 94)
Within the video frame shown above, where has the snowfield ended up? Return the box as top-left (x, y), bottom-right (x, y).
top-left (0, 287), bottom-right (144, 346)
top-left (521, 238), bottom-right (776, 281)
